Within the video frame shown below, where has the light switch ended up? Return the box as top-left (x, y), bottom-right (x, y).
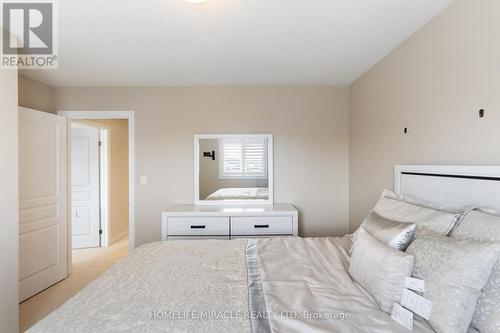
top-left (140, 176), bottom-right (148, 186)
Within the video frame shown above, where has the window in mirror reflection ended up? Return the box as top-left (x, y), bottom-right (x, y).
top-left (220, 138), bottom-right (267, 179)
top-left (199, 138), bottom-right (269, 201)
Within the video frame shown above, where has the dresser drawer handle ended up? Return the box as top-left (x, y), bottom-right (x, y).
top-left (190, 225), bottom-right (206, 229)
top-left (254, 224), bottom-right (269, 229)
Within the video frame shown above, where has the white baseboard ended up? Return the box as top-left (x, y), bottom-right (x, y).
top-left (110, 229), bottom-right (129, 245)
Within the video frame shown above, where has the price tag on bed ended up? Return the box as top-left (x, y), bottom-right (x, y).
top-left (391, 303), bottom-right (413, 330)
top-left (401, 289), bottom-right (432, 320)
top-left (404, 277), bottom-right (425, 293)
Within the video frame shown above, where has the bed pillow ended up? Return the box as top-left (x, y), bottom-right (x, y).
top-left (348, 190), bottom-right (460, 253)
top-left (451, 210), bottom-right (500, 333)
top-left (349, 190), bottom-right (461, 240)
top-left (353, 210), bottom-right (416, 251)
top-left (373, 195), bottom-right (460, 236)
top-left (406, 228), bottom-right (500, 333)
top-left (349, 228), bottom-right (414, 313)
top-left (380, 189), bottom-right (473, 214)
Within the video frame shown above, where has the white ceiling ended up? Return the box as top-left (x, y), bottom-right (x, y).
top-left (22, 0), bottom-right (453, 86)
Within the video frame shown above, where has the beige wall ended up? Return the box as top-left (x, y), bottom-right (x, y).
top-left (18, 75), bottom-right (55, 113)
top-left (18, 0), bottom-right (500, 242)
top-left (74, 119), bottom-right (129, 243)
top-left (0, 51), bottom-right (19, 331)
top-left (55, 87), bottom-right (350, 246)
top-left (199, 139), bottom-right (268, 199)
top-left (349, 0), bottom-right (500, 231)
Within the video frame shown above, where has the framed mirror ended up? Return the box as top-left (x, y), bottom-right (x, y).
top-left (194, 134), bottom-right (273, 205)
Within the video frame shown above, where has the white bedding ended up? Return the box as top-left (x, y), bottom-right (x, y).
top-left (257, 237), bottom-right (433, 333)
top-left (205, 187), bottom-right (269, 200)
top-left (28, 237), bottom-right (435, 333)
top-left (28, 240), bottom-right (251, 333)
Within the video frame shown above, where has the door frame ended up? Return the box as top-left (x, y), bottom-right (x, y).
top-left (58, 111), bottom-right (135, 253)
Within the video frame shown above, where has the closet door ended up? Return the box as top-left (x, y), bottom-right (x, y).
top-left (19, 107), bottom-right (68, 302)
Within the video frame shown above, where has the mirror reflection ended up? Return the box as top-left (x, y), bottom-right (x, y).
top-left (198, 137), bottom-right (269, 201)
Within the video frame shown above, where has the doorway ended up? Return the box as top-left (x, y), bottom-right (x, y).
top-left (59, 111), bottom-right (135, 272)
top-left (70, 118), bottom-right (130, 252)
top-left (70, 121), bottom-right (109, 249)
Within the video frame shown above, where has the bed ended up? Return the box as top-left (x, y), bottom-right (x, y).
top-left (26, 236), bottom-right (434, 333)
top-left (28, 165), bottom-right (500, 333)
top-left (205, 187), bottom-right (269, 200)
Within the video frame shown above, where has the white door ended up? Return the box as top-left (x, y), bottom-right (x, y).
top-left (19, 107), bottom-right (68, 302)
top-left (71, 127), bottom-right (101, 249)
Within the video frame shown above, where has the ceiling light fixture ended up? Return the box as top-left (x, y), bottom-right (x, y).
top-left (185, 0), bottom-right (207, 3)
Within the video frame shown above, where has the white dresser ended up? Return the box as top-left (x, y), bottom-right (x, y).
top-left (162, 204), bottom-right (298, 240)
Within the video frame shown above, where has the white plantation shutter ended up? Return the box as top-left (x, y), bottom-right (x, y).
top-left (222, 141), bottom-right (243, 174)
top-left (243, 140), bottom-right (266, 175)
top-left (220, 139), bottom-right (267, 178)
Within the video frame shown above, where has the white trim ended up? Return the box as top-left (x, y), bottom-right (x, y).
top-left (58, 111), bottom-right (134, 119)
top-left (194, 134), bottom-right (274, 206)
top-left (58, 111), bottom-right (136, 252)
top-left (65, 118), bottom-right (73, 275)
top-left (99, 128), bottom-right (110, 247)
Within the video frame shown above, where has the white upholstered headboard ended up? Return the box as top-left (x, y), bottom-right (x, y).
top-left (395, 165), bottom-right (500, 214)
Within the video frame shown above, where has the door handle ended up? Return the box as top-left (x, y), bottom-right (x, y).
top-left (254, 224), bottom-right (269, 228)
top-left (75, 210), bottom-right (79, 218)
top-left (190, 225), bottom-right (206, 229)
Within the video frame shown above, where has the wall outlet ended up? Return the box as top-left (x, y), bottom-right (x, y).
top-left (140, 176), bottom-right (148, 186)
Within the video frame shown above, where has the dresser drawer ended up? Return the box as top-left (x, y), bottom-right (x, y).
top-left (167, 217), bottom-right (229, 236)
top-left (231, 216), bottom-right (293, 236)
